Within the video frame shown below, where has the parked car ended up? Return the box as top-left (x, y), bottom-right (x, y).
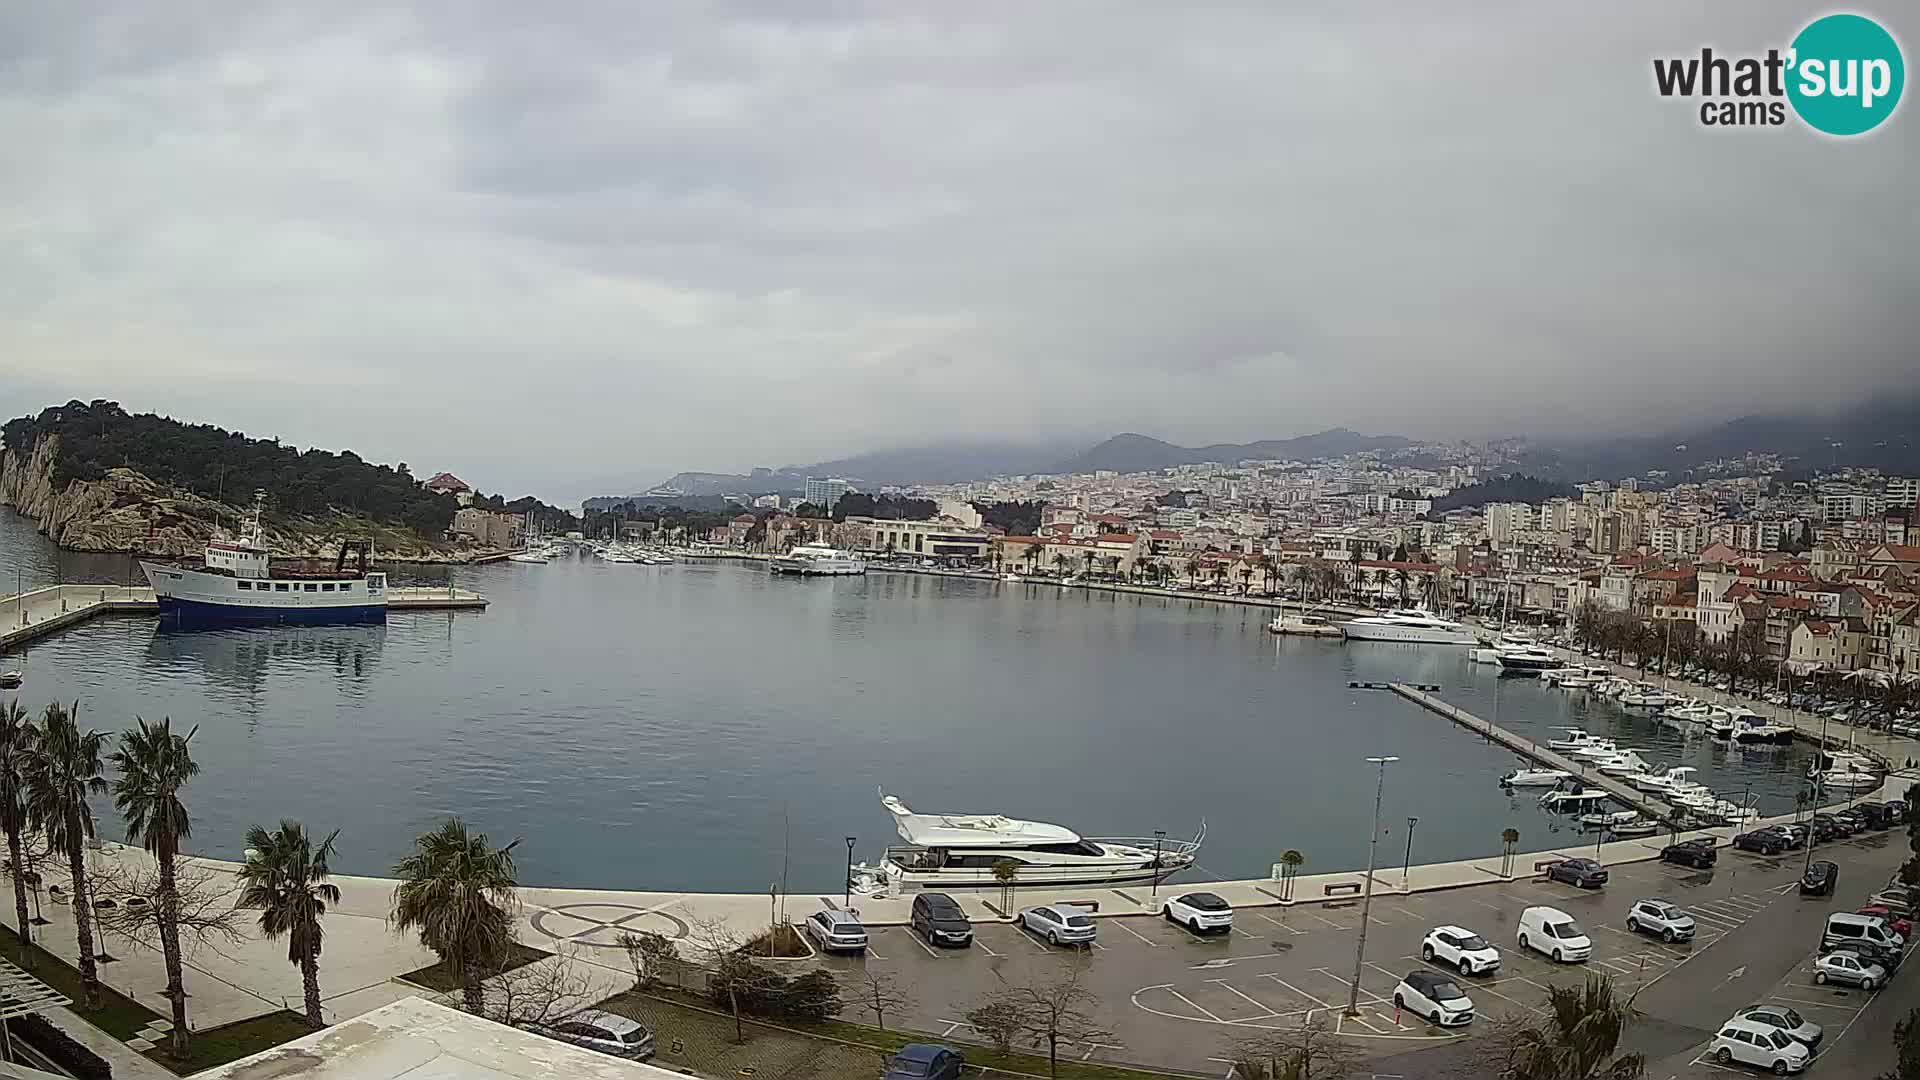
top-left (1659, 838), bottom-right (1717, 869)
top-left (1709, 1018), bottom-right (1811, 1074)
top-left (910, 894), bottom-right (974, 948)
top-left (1626, 898), bottom-right (1696, 943)
top-left (883, 1044), bottom-right (966, 1080)
top-left (1420, 925), bottom-right (1501, 975)
top-left (1858, 904), bottom-right (1914, 939)
top-left (1735, 1004), bottom-right (1823, 1049)
top-left (1853, 803), bottom-right (1895, 830)
top-left (1800, 860), bottom-right (1839, 896)
top-left (799, 908), bottom-right (866, 951)
top-left (1884, 798), bottom-right (1909, 822)
top-left (1834, 809), bottom-right (1870, 833)
top-left (1771, 824), bottom-right (1809, 849)
top-left (1868, 886), bottom-right (1920, 918)
top-left (1825, 911), bottom-right (1906, 953)
top-left (1163, 892), bottom-right (1234, 934)
top-left (1814, 949), bottom-right (1886, 990)
top-left (1019, 904), bottom-right (1096, 947)
top-left (1825, 938), bottom-right (1904, 973)
top-left (1733, 830), bottom-right (1788, 856)
top-left (525, 1009), bottom-right (656, 1061)
top-left (1811, 813), bottom-right (1853, 839)
top-left (1545, 857), bottom-right (1609, 889)
top-left (1517, 906), bottom-right (1591, 963)
top-left (1391, 970), bottom-right (1475, 1026)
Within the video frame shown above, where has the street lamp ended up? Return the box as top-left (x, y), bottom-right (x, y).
top-left (1401, 817), bottom-right (1418, 890)
top-left (1151, 830), bottom-right (1168, 900)
top-left (843, 837), bottom-right (857, 911)
top-left (1348, 755), bottom-right (1398, 1017)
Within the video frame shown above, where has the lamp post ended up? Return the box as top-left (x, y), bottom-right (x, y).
top-left (1806, 709), bottom-right (1831, 877)
top-left (1151, 830), bottom-right (1167, 900)
top-left (843, 837), bottom-right (857, 911)
top-left (1401, 817), bottom-right (1418, 890)
top-left (1348, 755), bottom-right (1398, 1017)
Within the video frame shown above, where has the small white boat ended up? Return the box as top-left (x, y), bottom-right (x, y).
top-left (1579, 808), bottom-right (1641, 828)
top-left (1597, 750), bottom-right (1653, 778)
top-left (1496, 644), bottom-right (1561, 673)
top-left (1540, 789), bottom-right (1610, 810)
top-left (1568, 739), bottom-right (1621, 760)
top-left (1500, 767), bottom-right (1572, 788)
top-left (1609, 817), bottom-right (1660, 836)
top-left (1629, 765), bottom-right (1698, 797)
top-left (0, 671), bottom-right (20, 690)
top-left (1002, 572), bottom-right (1026, 582)
top-left (1818, 767), bottom-right (1883, 791)
top-left (1619, 685), bottom-right (1671, 709)
top-left (507, 551), bottom-right (549, 564)
top-left (1548, 729), bottom-right (1600, 751)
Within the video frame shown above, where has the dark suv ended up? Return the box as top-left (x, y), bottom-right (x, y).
top-left (911, 893), bottom-right (974, 947)
top-left (1801, 860), bottom-right (1839, 896)
top-left (1659, 838), bottom-right (1717, 869)
top-left (1732, 829), bottom-right (1787, 856)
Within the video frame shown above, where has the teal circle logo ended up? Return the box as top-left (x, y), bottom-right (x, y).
top-left (1787, 14), bottom-right (1904, 136)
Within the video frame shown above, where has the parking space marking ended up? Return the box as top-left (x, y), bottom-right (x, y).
top-left (1208, 979), bottom-right (1283, 1020)
top-left (1162, 986), bottom-right (1227, 1023)
top-left (904, 929), bottom-right (941, 959)
top-left (1007, 927), bottom-right (1050, 952)
top-left (1262, 974), bottom-right (1333, 1009)
top-left (976, 938), bottom-right (1003, 957)
top-left (1462, 895), bottom-right (1507, 912)
top-left (1308, 913), bottom-right (1351, 931)
top-left (1469, 979), bottom-right (1546, 1014)
top-left (1683, 908), bottom-right (1747, 930)
top-left (865, 945), bottom-right (887, 960)
top-left (1687, 1051), bottom-right (1752, 1074)
top-left (1108, 919), bottom-right (1166, 948)
top-left (1768, 993), bottom-right (1863, 1013)
top-left (1254, 911), bottom-right (1309, 935)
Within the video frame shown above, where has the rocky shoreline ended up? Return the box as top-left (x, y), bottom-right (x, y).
top-left (1, 436), bottom-right (500, 565)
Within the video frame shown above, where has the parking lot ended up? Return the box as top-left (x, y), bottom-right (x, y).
top-left (804, 828), bottom-right (1908, 1075)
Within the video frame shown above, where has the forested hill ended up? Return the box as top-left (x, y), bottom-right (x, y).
top-left (3, 400), bottom-right (456, 533)
top-left (1426, 474), bottom-right (1576, 516)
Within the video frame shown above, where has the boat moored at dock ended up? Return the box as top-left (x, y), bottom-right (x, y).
top-left (1338, 607), bottom-right (1479, 645)
top-left (140, 496), bottom-right (387, 624)
top-left (771, 544), bottom-right (868, 576)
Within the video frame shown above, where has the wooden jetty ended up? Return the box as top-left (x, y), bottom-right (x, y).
top-left (4, 583), bottom-right (486, 653)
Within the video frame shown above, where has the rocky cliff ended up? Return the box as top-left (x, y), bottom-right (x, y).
top-left (1, 435), bottom-right (489, 563)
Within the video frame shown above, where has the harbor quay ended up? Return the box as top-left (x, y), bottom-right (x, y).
top-left (3, 686), bottom-right (1907, 1077)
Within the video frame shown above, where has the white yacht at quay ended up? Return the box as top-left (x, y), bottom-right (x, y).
top-left (1495, 643), bottom-right (1561, 673)
top-left (1338, 607), bottom-right (1479, 645)
top-left (771, 544), bottom-right (868, 576)
top-left (848, 792), bottom-right (1201, 896)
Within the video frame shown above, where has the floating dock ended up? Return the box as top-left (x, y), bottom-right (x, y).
top-left (1388, 681), bottom-right (1684, 825)
top-left (3, 583), bottom-right (486, 653)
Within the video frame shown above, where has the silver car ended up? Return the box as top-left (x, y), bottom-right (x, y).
top-left (1814, 950), bottom-right (1886, 990)
top-left (1626, 899), bottom-right (1695, 943)
top-left (528, 1009), bottom-right (655, 1060)
top-left (803, 909), bottom-right (870, 953)
top-left (1735, 1004), bottom-right (1823, 1049)
top-left (1019, 904), bottom-right (1096, 947)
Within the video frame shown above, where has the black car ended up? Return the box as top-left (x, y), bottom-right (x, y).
top-left (1854, 803), bottom-right (1895, 830)
top-left (1830, 936), bottom-right (1905, 971)
top-left (1809, 814), bottom-right (1849, 841)
top-left (1546, 858), bottom-right (1609, 888)
top-left (1834, 809), bottom-right (1870, 832)
top-left (1801, 860), bottom-right (1839, 896)
top-left (1732, 830), bottom-right (1787, 856)
top-left (884, 1044), bottom-right (966, 1080)
top-left (1659, 838), bottom-right (1717, 869)
top-left (910, 893), bottom-right (974, 948)
top-left (1884, 799), bottom-right (1910, 823)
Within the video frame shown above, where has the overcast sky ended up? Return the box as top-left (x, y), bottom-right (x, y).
top-left (2, 3), bottom-right (1914, 502)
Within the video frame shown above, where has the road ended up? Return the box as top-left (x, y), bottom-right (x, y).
top-left (810, 823), bottom-right (1914, 1076)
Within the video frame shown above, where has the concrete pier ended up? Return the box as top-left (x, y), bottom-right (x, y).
top-left (3, 582), bottom-right (487, 652)
top-left (1389, 681), bottom-right (1686, 824)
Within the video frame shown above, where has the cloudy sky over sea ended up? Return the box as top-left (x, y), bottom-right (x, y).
top-left (2, 3), bottom-right (1913, 500)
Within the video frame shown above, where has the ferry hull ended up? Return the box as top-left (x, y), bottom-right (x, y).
top-left (155, 595), bottom-right (386, 626)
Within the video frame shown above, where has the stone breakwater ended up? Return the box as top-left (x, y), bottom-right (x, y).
top-left (0, 435), bottom-right (490, 563)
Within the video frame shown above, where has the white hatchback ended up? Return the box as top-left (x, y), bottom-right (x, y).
top-left (1709, 1017), bottom-right (1810, 1074)
top-left (1421, 925), bottom-right (1501, 975)
top-left (1391, 970), bottom-right (1475, 1027)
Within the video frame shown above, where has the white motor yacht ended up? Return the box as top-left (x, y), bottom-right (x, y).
top-left (1496, 644), bottom-right (1561, 674)
top-left (1541, 789), bottom-right (1610, 811)
top-left (1500, 767), bottom-right (1573, 787)
top-left (1597, 750), bottom-right (1653, 778)
top-left (1730, 714), bottom-right (1794, 746)
top-left (1627, 765), bottom-right (1690, 794)
top-left (1568, 738), bottom-right (1621, 760)
top-left (1471, 633), bottom-right (1534, 665)
top-left (1548, 729), bottom-right (1601, 751)
top-left (848, 791), bottom-right (1201, 895)
top-left (1609, 816), bottom-right (1660, 836)
top-left (507, 550), bottom-right (549, 564)
top-left (771, 544), bottom-right (868, 576)
top-left (1578, 808), bottom-right (1641, 829)
top-left (1619, 685), bottom-right (1671, 709)
top-left (1809, 751), bottom-right (1879, 781)
top-left (1339, 607), bottom-right (1479, 645)
top-left (1666, 701), bottom-right (1714, 725)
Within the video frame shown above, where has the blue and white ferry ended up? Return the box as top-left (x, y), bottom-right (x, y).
top-left (141, 498), bottom-right (386, 623)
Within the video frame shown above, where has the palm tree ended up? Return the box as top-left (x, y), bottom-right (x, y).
top-left (390, 818), bottom-right (521, 1014)
top-left (0, 700), bottom-right (38, 969)
top-left (1393, 568), bottom-right (1412, 605)
top-left (238, 821), bottom-right (341, 1029)
top-left (1494, 973), bottom-right (1644, 1080)
top-left (111, 716), bottom-right (201, 1057)
top-left (1289, 565), bottom-right (1310, 599)
top-left (1052, 552), bottom-right (1073, 578)
top-left (24, 701), bottom-right (108, 1010)
top-left (1278, 849), bottom-right (1304, 902)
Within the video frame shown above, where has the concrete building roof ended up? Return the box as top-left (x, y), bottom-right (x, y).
top-left (197, 996), bottom-right (684, 1080)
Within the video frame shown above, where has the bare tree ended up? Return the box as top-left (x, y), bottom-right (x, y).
top-left (1230, 1015), bottom-right (1359, 1080)
top-left (481, 954), bottom-right (600, 1028)
top-left (963, 997), bottom-right (1022, 1055)
top-left (687, 914), bottom-right (784, 1043)
top-left (982, 964), bottom-right (1117, 1079)
top-left (616, 929), bottom-right (683, 991)
top-left (851, 969), bottom-right (915, 1032)
top-left (90, 857), bottom-right (244, 961)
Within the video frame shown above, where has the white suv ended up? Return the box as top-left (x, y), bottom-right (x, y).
top-left (1163, 892), bottom-right (1234, 934)
top-left (1710, 1018), bottom-right (1809, 1074)
top-left (1421, 926), bottom-right (1501, 975)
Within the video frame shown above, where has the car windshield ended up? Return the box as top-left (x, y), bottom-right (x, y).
top-left (1548, 921), bottom-right (1582, 939)
top-left (1767, 1031), bottom-right (1794, 1050)
top-left (619, 1028), bottom-right (650, 1045)
top-left (1776, 1008), bottom-right (1803, 1027)
top-left (1430, 979), bottom-right (1466, 1001)
top-left (1458, 934), bottom-right (1489, 950)
top-left (1185, 894), bottom-right (1228, 910)
top-left (886, 1058), bottom-right (933, 1077)
top-left (1650, 904), bottom-right (1678, 918)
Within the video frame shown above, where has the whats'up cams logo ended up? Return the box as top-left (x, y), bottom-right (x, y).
top-left (1654, 12), bottom-right (1904, 135)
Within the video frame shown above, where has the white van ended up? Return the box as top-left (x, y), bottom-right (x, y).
top-left (1823, 912), bottom-right (1905, 953)
top-left (1517, 906), bottom-right (1592, 963)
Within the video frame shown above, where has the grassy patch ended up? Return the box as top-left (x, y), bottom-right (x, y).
top-left (606, 988), bottom-right (1180, 1080)
top-left (398, 942), bottom-right (552, 992)
top-left (0, 923), bottom-right (164, 1040)
top-left (741, 923), bottom-right (812, 959)
top-left (144, 1010), bottom-right (314, 1074)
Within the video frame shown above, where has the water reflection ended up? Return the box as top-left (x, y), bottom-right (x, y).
top-left (143, 623), bottom-right (387, 711)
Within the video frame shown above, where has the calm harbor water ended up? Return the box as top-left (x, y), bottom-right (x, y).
top-left (3, 508), bottom-right (1817, 893)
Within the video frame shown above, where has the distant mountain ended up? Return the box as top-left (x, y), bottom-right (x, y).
top-left (1518, 396), bottom-right (1920, 482)
top-left (592, 439), bottom-right (1082, 505)
top-left (1051, 428), bottom-right (1414, 474)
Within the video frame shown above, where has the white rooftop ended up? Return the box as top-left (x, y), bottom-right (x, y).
top-left (195, 996), bottom-right (685, 1080)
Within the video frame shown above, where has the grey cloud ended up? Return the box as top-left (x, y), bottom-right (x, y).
top-left (1, 2), bottom-right (1914, 502)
